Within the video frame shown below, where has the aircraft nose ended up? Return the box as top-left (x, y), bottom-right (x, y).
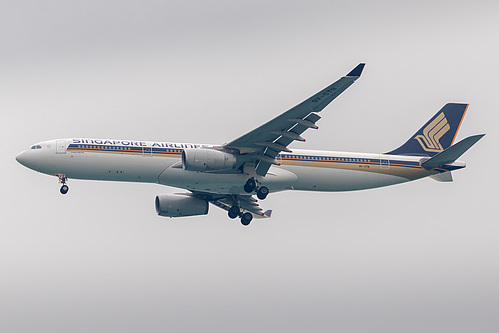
top-left (16, 151), bottom-right (30, 167)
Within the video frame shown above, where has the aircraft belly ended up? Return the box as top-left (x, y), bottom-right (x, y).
top-left (159, 168), bottom-right (246, 193)
top-left (158, 165), bottom-right (298, 194)
top-left (283, 165), bottom-right (409, 191)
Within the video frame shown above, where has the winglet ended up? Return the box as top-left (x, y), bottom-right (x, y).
top-left (263, 210), bottom-right (273, 218)
top-left (346, 63), bottom-right (365, 77)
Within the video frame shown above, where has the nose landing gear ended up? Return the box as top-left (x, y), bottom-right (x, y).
top-left (60, 184), bottom-right (69, 194)
top-left (58, 174), bottom-right (69, 194)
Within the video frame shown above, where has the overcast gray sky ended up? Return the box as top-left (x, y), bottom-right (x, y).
top-left (1, 1), bottom-right (498, 332)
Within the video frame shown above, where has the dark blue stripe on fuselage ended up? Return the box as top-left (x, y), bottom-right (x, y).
top-left (279, 153), bottom-right (421, 169)
top-left (68, 144), bottom-right (183, 155)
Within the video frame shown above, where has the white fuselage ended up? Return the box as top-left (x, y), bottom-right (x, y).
top-left (16, 138), bottom-right (451, 195)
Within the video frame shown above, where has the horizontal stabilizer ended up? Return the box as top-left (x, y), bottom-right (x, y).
top-left (430, 171), bottom-right (453, 182)
top-left (421, 134), bottom-right (485, 169)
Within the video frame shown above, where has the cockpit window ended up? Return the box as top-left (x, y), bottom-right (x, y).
top-left (30, 145), bottom-right (42, 149)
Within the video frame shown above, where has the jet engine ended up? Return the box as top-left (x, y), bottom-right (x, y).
top-left (182, 148), bottom-right (237, 172)
top-left (155, 194), bottom-right (209, 217)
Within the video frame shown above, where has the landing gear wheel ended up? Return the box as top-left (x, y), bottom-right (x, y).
top-left (58, 174), bottom-right (69, 194)
top-left (241, 212), bottom-right (253, 226)
top-left (244, 178), bottom-right (256, 193)
top-left (60, 184), bottom-right (69, 195)
top-left (228, 206), bottom-right (240, 219)
top-left (257, 186), bottom-right (269, 200)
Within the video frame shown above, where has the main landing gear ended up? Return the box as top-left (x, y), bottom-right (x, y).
top-left (58, 174), bottom-right (69, 195)
top-left (227, 177), bottom-right (269, 226)
top-left (228, 205), bottom-right (253, 226)
top-left (256, 186), bottom-right (269, 200)
top-left (240, 212), bottom-right (253, 226)
top-left (243, 177), bottom-right (269, 200)
top-left (244, 178), bottom-right (256, 193)
top-left (228, 206), bottom-right (240, 219)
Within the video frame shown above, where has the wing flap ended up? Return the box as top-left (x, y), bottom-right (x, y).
top-left (256, 112), bottom-right (323, 175)
top-left (209, 194), bottom-right (271, 218)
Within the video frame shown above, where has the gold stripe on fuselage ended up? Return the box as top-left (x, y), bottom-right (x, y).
top-left (280, 158), bottom-right (432, 181)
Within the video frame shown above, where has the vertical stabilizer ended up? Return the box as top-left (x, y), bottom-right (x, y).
top-left (387, 103), bottom-right (468, 156)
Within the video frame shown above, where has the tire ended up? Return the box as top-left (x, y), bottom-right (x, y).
top-left (228, 206), bottom-right (240, 219)
top-left (257, 186), bottom-right (269, 200)
top-left (60, 184), bottom-right (69, 194)
top-left (241, 212), bottom-right (253, 226)
top-left (244, 178), bottom-right (256, 193)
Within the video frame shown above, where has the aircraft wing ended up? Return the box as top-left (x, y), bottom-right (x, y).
top-left (223, 63), bottom-right (365, 176)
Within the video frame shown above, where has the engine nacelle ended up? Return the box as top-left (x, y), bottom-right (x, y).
top-left (182, 148), bottom-right (237, 172)
top-left (155, 194), bottom-right (209, 217)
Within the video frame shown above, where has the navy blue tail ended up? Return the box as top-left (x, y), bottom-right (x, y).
top-left (386, 103), bottom-right (468, 157)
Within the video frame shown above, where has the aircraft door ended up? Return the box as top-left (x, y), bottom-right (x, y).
top-left (276, 153), bottom-right (283, 165)
top-left (143, 147), bottom-right (152, 156)
top-left (56, 140), bottom-right (67, 154)
top-left (379, 155), bottom-right (390, 169)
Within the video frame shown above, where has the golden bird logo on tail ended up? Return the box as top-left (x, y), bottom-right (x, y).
top-left (414, 113), bottom-right (450, 153)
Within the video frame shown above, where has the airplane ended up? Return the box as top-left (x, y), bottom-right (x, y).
top-left (16, 63), bottom-right (484, 226)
